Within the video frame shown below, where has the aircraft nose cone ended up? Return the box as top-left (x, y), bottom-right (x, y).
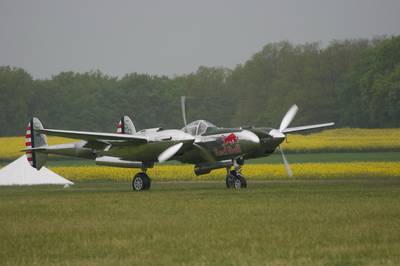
top-left (269, 129), bottom-right (286, 139)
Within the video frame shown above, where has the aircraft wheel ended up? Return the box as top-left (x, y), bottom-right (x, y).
top-left (237, 173), bottom-right (247, 188)
top-left (132, 172), bottom-right (151, 191)
top-left (232, 172), bottom-right (247, 190)
top-left (226, 174), bottom-right (235, 188)
top-left (227, 170), bottom-right (247, 189)
top-left (144, 176), bottom-right (151, 190)
top-left (233, 177), bottom-right (242, 190)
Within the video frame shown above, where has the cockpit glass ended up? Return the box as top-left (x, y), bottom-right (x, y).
top-left (196, 121), bottom-right (207, 135)
top-left (182, 120), bottom-right (216, 136)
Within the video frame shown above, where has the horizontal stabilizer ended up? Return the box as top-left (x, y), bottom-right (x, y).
top-left (21, 147), bottom-right (48, 152)
top-left (282, 122), bottom-right (335, 134)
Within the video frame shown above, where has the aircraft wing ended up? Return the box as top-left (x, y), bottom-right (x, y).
top-left (38, 129), bottom-right (148, 144)
top-left (282, 122), bottom-right (335, 134)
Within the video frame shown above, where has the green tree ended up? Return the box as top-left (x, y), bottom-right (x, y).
top-left (0, 67), bottom-right (33, 136)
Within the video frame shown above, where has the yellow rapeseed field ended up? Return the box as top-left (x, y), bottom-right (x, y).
top-left (282, 128), bottom-right (400, 152)
top-left (51, 162), bottom-right (400, 181)
top-left (0, 128), bottom-right (399, 160)
top-left (0, 136), bottom-right (76, 160)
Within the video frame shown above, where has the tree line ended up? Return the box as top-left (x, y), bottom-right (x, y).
top-left (0, 36), bottom-right (399, 136)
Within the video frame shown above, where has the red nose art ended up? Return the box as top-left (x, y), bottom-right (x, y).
top-left (224, 133), bottom-right (238, 145)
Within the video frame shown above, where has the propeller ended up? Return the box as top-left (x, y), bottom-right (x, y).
top-left (158, 142), bottom-right (183, 163)
top-left (278, 146), bottom-right (293, 177)
top-left (181, 96), bottom-right (187, 127)
top-left (279, 104), bottom-right (298, 132)
top-left (270, 104), bottom-right (298, 177)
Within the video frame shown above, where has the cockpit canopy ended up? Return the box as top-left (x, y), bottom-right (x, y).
top-left (182, 120), bottom-right (217, 136)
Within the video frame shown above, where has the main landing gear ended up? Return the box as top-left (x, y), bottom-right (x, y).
top-left (132, 171), bottom-right (151, 191)
top-left (226, 158), bottom-right (247, 190)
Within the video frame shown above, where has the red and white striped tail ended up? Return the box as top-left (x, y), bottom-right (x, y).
top-left (116, 115), bottom-right (135, 135)
top-left (24, 117), bottom-right (48, 170)
top-left (25, 121), bottom-right (34, 166)
top-left (117, 118), bottom-right (124, 134)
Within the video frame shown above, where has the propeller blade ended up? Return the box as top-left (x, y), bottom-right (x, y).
top-left (181, 96), bottom-right (187, 127)
top-left (193, 143), bottom-right (216, 163)
top-left (279, 146), bottom-right (293, 177)
top-left (282, 122), bottom-right (335, 134)
top-left (158, 142), bottom-right (183, 163)
top-left (279, 104), bottom-right (298, 132)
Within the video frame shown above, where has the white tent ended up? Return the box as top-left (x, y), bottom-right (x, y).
top-left (0, 155), bottom-right (73, 186)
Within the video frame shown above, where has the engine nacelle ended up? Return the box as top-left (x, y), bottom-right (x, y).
top-left (95, 156), bottom-right (144, 168)
top-left (194, 160), bottom-right (233, 176)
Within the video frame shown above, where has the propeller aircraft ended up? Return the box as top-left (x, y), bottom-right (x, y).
top-left (24, 97), bottom-right (334, 191)
top-left (177, 97), bottom-right (334, 189)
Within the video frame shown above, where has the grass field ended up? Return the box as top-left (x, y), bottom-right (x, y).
top-left (1, 128), bottom-right (399, 265)
top-left (1, 179), bottom-right (400, 265)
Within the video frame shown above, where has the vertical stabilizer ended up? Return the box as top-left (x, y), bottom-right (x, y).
top-left (116, 115), bottom-right (136, 134)
top-left (25, 117), bottom-right (48, 170)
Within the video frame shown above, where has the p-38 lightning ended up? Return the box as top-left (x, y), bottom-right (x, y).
top-left (24, 97), bottom-right (334, 191)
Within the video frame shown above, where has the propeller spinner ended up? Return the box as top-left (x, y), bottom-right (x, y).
top-left (270, 104), bottom-right (299, 177)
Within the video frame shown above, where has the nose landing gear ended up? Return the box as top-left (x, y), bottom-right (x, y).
top-left (226, 158), bottom-right (247, 190)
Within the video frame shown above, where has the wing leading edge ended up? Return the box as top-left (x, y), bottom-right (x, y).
top-left (38, 128), bottom-right (148, 144)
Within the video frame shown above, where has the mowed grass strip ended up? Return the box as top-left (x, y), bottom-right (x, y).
top-left (50, 162), bottom-right (400, 181)
top-left (0, 180), bottom-right (399, 265)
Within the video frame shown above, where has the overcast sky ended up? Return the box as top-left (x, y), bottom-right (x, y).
top-left (1, 0), bottom-right (399, 79)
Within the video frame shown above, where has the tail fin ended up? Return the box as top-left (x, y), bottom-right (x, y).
top-left (116, 115), bottom-right (136, 135)
top-left (25, 117), bottom-right (48, 170)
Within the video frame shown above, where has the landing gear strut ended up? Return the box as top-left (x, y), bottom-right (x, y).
top-left (226, 158), bottom-right (247, 189)
top-left (132, 171), bottom-right (151, 191)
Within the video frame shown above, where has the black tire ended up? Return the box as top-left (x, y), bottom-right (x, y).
top-left (234, 176), bottom-right (247, 190)
top-left (132, 172), bottom-right (150, 191)
top-left (144, 176), bottom-right (151, 190)
top-left (226, 174), bottom-right (235, 188)
top-left (237, 173), bottom-right (247, 188)
top-left (233, 176), bottom-right (242, 190)
top-left (229, 170), bottom-right (247, 189)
